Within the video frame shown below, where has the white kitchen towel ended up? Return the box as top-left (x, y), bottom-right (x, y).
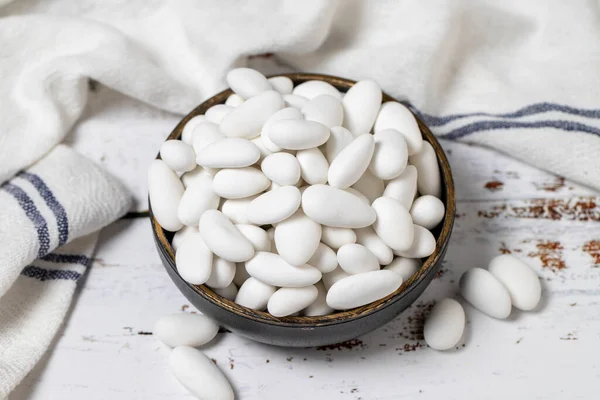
top-left (1, 0), bottom-right (600, 190)
top-left (0, 145), bottom-right (131, 397)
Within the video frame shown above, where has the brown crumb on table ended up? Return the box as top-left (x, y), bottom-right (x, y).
top-left (582, 240), bottom-right (600, 267)
top-left (265, 359), bottom-right (270, 363)
top-left (229, 358), bottom-right (234, 369)
top-left (499, 241), bottom-right (512, 254)
top-left (478, 197), bottom-right (600, 221)
top-left (286, 357), bottom-right (293, 362)
top-left (137, 331), bottom-right (152, 335)
top-left (570, 302), bottom-right (577, 307)
top-left (316, 339), bottom-right (365, 351)
top-left (534, 176), bottom-right (566, 192)
top-left (181, 305), bottom-right (189, 312)
top-left (528, 240), bottom-right (566, 271)
top-left (211, 358), bottom-right (217, 365)
top-left (484, 180), bottom-right (504, 191)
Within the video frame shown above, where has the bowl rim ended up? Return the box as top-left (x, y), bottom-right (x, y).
top-left (150, 72), bottom-right (455, 328)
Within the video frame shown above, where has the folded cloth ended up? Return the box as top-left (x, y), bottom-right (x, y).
top-left (0, 145), bottom-right (131, 396)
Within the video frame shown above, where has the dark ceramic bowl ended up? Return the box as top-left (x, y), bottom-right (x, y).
top-left (150, 73), bottom-right (455, 347)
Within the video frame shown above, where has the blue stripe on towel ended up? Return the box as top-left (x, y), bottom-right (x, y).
top-left (412, 102), bottom-right (600, 127)
top-left (18, 172), bottom-right (69, 246)
top-left (442, 119), bottom-right (600, 140)
top-left (1, 182), bottom-right (50, 257)
top-left (41, 253), bottom-right (92, 267)
top-left (21, 265), bottom-right (81, 281)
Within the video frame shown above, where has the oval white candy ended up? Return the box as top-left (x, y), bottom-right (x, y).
top-left (424, 298), bottom-right (465, 351)
top-left (275, 210), bottom-right (321, 267)
top-left (149, 159), bottom-right (184, 232)
top-left (337, 243), bottom-right (379, 275)
top-left (410, 195), bottom-right (445, 230)
top-left (374, 101), bottom-right (423, 155)
top-left (199, 210), bottom-right (255, 262)
top-left (303, 185), bottom-right (376, 228)
top-left (220, 194), bottom-right (259, 224)
top-left (384, 257), bottom-right (421, 281)
top-left (322, 267), bottom-right (350, 291)
top-left (369, 128), bottom-right (408, 180)
top-left (351, 169), bottom-right (384, 204)
top-left (160, 140), bottom-right (196, 172)
top-left (326, 270), bottom-right (402, 310)
top-left (213, 282), bottom-right (238, 301)
top-left (328, 133), bottom-right (375, 188)
top-left (225, 94), bottom-right (244, 107)
top-left (394, 225), bottom-right (436, 259)
top-left (459, 268), bottom-right (512, 319)
top-left (247, 186), bottom-right (301, 225)
top-left (267, 285), bottom-right (319, 317)
top-left (302, 95), bottom-right (343, 128)
top-left (205, 257), bottom-right (236, 289)
top-left (172, 226), bottom-right (198, 252)
top-left (177, 174), bottom-right (219, 227)
top-left (355, 227), bottom-right (393, 265)
top-left (235, 277), bottom-right (276, 310)
top-left (296, 148), bottom-right (329, 185)
top-left (205, 104), bottom-right (233, 124)
top-left (226, 68), bottom-right (271, 99)
top-left (303, 281), bottom-right (334, 316)
top-left (372, 197), bottom-right (414, 251)
top-left (409, 141), bottom-right (442, 198)
top-left (260, 107), bottom-right (303, 152)
top-left (268, 76), bottom-right (293, 94)
top-left (181, 115), bottom-right (208, 145)
top-left (245, 252), bottom-right (321, 288)
top-left (235, 224), bottom-right (271, 252)
top-left (488, 254), bottom-right (541, 311)
top-left (320, 226), bottom-right (356, 249)
top-left (283, 94), bottom-right (309, 109)
top-left (176, 233), bottom-right (213, 285)
top-left (292, 80), bottom-right (342, 100)
top-left (261, 152), bottom-right (301, 186)
top-left (212, 167), bottom-right (270, 199)
top-left (196, 138), bottom-right (260, 168)
top-left (191, 122), bottom-right (224, 154)
top-left (233, 262), bottom-right (251, 287)
top-left (342, 80), bottom-right (382, 135)
top-left (269, 119), bottom-right (330, 150)
top-left (170, 346), bottom-right (234, 400)
top-left (154, 313), bottom-right (219, 348)
top-left (307, 242), bottom-right (338, 273)
top-left (324, 126), bottom-right (353, 163)
top-left (220, 90), bottom-right (284, 138)
top-left (384, 165), bottom-right (418, 210)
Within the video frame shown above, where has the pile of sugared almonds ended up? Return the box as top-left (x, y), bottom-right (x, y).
top-left (149, 68), bottom-right (445, 318)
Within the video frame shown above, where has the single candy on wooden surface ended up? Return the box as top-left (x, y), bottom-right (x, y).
top-left (175, 233), bottom-right (213, 285)
top-left (170, 346), bottom-right (234, 400)
top-left (154, 313), bottom-right (219, 348)
top-left (196, 137), bottom-right (260, 168)
top-left (275, 209), bottom-right (322, 267)
top-left (247, 186), bottom-right (301, 225)
top-left (322, 267), bottom-right (350, 291)
top-left (296, 147), bottom-right (329, 185)
top-left (226, 68), bottom-right (271, 99)
top-left (303, 281), bottom-right (334, 316)
top-left (181, 115), bottom-right (207, 145)
top-left (177, 173), bottom-right (219, 227)
top-left (410, 195), bottom-right (445, 230)
top-left (372, 196), bottom-right (414, 251)
top-left (320, 226), bottom-right (356, 249)
top-left (212, 167), bottom-right (270, 199)
top-left (459, 268), bottom-right (512, 319)
top-left (324, 126), bottom-right (353, 163)
top-left (352, 169), bottom-right (384, 204)
top-left (261, 107), bottom-right (303, 152)
top-left (269, 119), bottom-right (330, 150)
top-left (245, 252), bottom-right (322, 288)
top-left (149, 159), bottom-right (184, 232)
top-left (302, 94), bottom-right (344, 128)
top-left (261, 152), bottom-right (301, 186)
top-left (383, 165), bottom-right (418, 210)
top-left (160, 140), bottom-right (196, 172)
top-left (488, 254), bottom-right (541, 311)
top-left (191, 122), bottom-right (224, 155)
top-left (424, 298), bottom-right (465, 351)
top-left (205, 257), bottom-right (236, 289)
top-left (172, 226), bottom-right (198, 252)
top-left (267, 286), bottom-right (319, 317)
top-left (326, 270), bottom-right (402, 310)
top-left (213, 282), bottom-right (238, 301)
top-left (220, 90), bottom-right (284, 138)
top-left (393, 224), bottom-right (436, 258)
top-left (302, 184), bottom-right (376, 228)
top-left (342, 80), bottom-right (382, 135)
top-left (199, 210), bottom-right (255, 263)
top-left (292, 80), bottom-right (342, 100)
top-left (205, 104), bottom-right (234, 124)
top-left (409, 141), bottom-right (442, 198)
top-left (308, 242), bottom-right (338, 274)
top-left (283, 94), bottom-right (309, 109)
top-left (337, 243), bottom-right (380, 274)
top-left (328, 133), bottom-right (375, 189)
top-left (221, 194), bottom-right (259, 225)
top-left (355, 227), bottom-right (394, 265)
top-left (384, 257), bottom-right (421, 282)
top-left (225, 94), bottom-right (244, 107)
top-left (374, 101), bottom-right (423, 155)
top-left (235, 224), bottom-right (271, 252)
top-left (369, 128), bottom-right (408, 180)
top-left (268, 76), bottom-right (293, 94)
top-left (235, 277), bottom-right (276, 310)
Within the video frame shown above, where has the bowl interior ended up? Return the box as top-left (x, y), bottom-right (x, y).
top-left (151, 73), bottom-right (455, 328)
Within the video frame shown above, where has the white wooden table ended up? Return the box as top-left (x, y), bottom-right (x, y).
top-left (10, 81), bottom-right (600, 400)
